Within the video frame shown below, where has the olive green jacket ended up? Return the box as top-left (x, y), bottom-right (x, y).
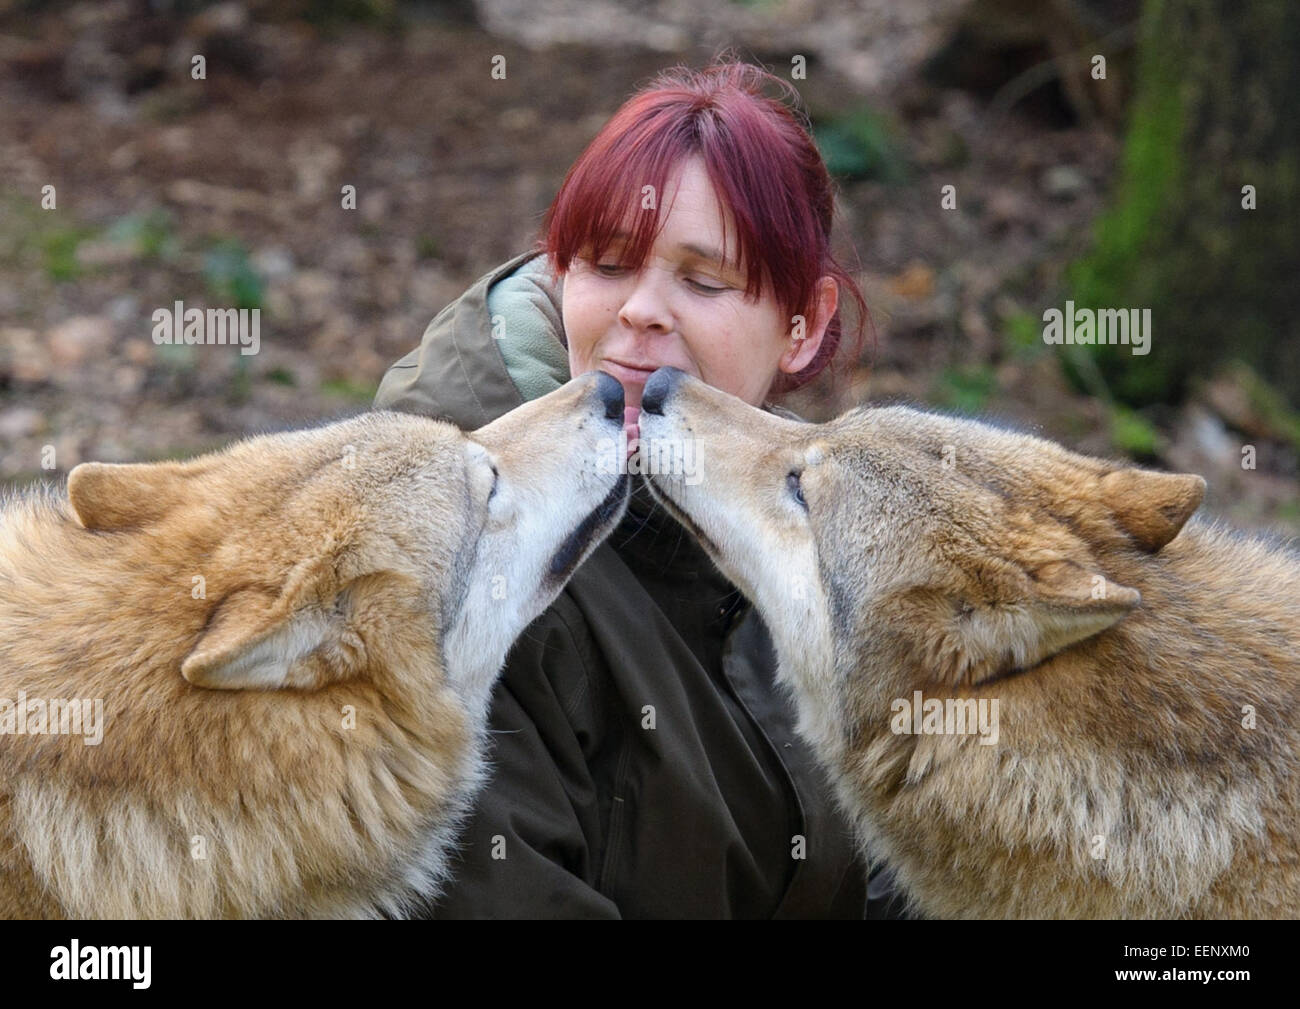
top-left (374, 251), bottom-right (869, 918)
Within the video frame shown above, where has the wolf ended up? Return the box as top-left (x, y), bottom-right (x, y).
top-left (0, 371), bottom-right (629, 918)
top-left (639, 366), bottom-right (1300, 919)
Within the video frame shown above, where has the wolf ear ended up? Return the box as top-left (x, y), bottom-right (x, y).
top-left (1099, 468), bottom-right (1205, 552)
top-left (952, 560), bottom-right (1139, 685)
top-left (68, 461), bottom-right (187, 530)
top-left (181, 587), bottom-right (340, 691)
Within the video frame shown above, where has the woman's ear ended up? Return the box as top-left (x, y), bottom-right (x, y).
top-left (778, 275), bottom-right (839, 375)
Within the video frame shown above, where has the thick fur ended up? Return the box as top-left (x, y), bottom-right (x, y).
top-left (642, 368), bottom-right (1300, 919)
top-left (0, 374), bottom-right (628, 918)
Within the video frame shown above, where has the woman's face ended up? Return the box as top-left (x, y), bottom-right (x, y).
top-left (561, 155), bottom-right (836, 443)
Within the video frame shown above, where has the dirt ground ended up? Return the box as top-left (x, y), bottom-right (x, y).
top-left (1, 0), bottom-right (1296, 534)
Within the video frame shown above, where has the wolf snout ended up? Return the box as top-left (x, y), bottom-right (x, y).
top-left (640, 366), bottom-right (685, 416)
top-left (592, 370), bottom-right (625, 420)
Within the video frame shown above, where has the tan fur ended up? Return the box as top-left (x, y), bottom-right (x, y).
top-left (642, 370), bottom-right (1300, 919)
top-left (0, 374), bottom-right (628, 918)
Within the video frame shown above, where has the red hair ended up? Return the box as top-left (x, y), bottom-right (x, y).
top-left (539, 58), bottom-right (868, 395)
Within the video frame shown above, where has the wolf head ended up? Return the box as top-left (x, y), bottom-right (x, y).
top-left (0, 372), bottom-right (629, 918)
top-left (639, 367), bottom-right (1204, 750)
top-left (641, 368), bottom-right (1300, 920)
top-left (63, 371), bottom-right (630, 724)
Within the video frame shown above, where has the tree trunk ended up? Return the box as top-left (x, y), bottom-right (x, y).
top-left (1068, 0), bottom-right (1300, 407)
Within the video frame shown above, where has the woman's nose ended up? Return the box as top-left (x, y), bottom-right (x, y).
top-left (617, 269), bottom-right (673, 334)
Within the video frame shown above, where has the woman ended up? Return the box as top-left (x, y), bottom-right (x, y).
top-left (375, 59), bottom-right (893, 918)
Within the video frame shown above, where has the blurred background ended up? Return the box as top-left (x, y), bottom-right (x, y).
top-left (1, 0), bottom-right (1297, 532)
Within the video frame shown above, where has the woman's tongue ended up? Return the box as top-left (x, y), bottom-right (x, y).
top-left (622, 383), bottom-right (641, 458)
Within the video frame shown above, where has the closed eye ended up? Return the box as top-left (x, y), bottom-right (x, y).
top-left (787, 470), bottom-right (806, 510)
top-left (488, 464), bottom-right (499, 501)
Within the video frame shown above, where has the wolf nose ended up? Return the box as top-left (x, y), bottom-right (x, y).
top-left (595, 370), bottom-right (625, 420)
top-left (640, 367), bottom-right (683, 416)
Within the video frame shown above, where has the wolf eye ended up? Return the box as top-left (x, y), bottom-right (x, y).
top-left (787, 470), bottom-right (806, 510)
top-left (488, 464), bottom-right (499, 501)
